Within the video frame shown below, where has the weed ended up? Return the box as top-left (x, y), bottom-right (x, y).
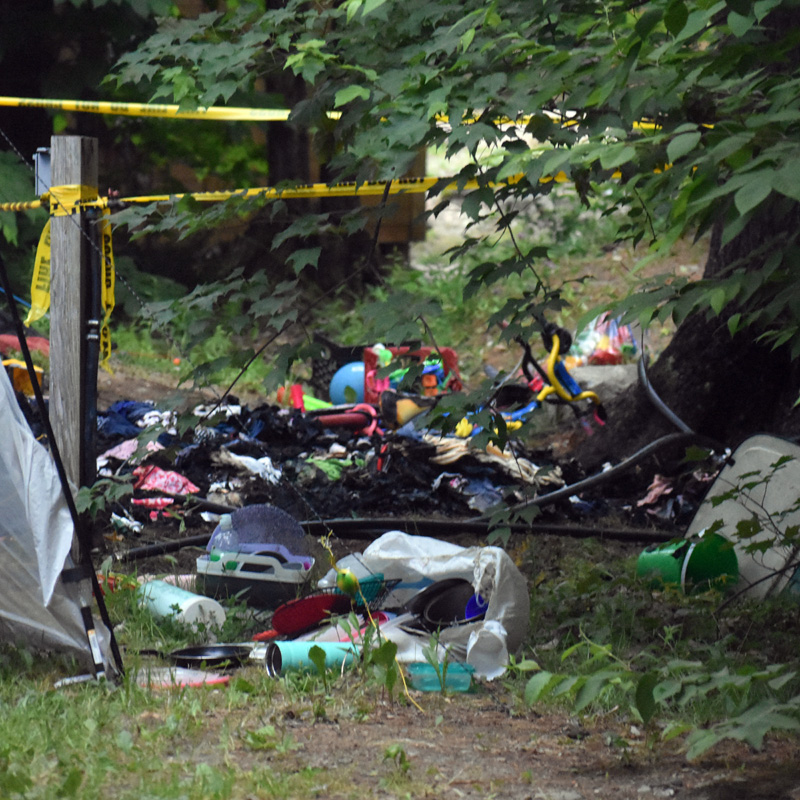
top-left (383, 743), bottom-right (411, 774)
top-left (421, 633), bottom-right (457, 695)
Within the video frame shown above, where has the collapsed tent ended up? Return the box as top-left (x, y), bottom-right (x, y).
top-left (0, 364), bottom-right (118, 678)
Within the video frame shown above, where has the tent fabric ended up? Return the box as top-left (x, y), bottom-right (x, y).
top-left (0, 365), bottom-right (113, 672)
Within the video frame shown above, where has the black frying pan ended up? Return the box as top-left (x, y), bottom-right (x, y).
top-left (167, 644), bottom-right (252, 669)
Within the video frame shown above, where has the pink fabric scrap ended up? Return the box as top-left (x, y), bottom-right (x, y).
top-left (102, 438), bottom-right (165, 461)
top-left (636, 474), bottom-right (674, 507)
top-left (133, 465), bottom-right (200, 495)
top-left (131, 497), bottom-right (175, 509)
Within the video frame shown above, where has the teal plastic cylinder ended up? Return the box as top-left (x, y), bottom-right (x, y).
top-left (264, 641), bottom-right (359, 676)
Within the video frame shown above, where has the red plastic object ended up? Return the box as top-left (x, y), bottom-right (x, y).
top-left (362, 346), bottom-right (462, 404)
top-left (252, 629), bottom-right (280, 642)
top-left (313, 412), bottom-right (369, 429)
top-left (290, 384), bottom-right (306, 411)
top-left (270, 593), bottom-right (352, 636)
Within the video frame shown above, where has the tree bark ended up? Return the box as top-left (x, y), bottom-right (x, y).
top-left (570, 214), bottom-right (800, 481)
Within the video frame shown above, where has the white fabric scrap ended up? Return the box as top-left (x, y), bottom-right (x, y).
top-left (211, 449), bottom-right (282, 484)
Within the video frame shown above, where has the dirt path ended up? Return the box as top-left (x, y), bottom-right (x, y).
top-left (162, 683), bottom-right (800, 799)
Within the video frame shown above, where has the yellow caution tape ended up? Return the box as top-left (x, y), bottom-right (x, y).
top-left (48, 184), bottom-right (98, 216)
top-left (0, 199), bottom-right (44, 212)
top-left (1, 95), bottom-right (667, 132)
top-left (0, 95), bottom-right (339, 123)
top-left (115, 176), bottom-right (441, 205)
top-left (2, 167), bottom-right (670, 215)
top-left (25, 220), bottom-right (51, 326)
top-left (99, 209), bottom-right (116, 374)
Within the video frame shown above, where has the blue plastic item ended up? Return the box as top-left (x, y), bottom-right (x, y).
top-left (464, 593), bottom-right (488, 621)
top-left (329, 361), bottom-right (365, 404)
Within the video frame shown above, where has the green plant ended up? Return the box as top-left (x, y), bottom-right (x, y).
top-left (75, 476), bottom-right (134, 518)
top-left (340, 613), bottom-right (401, 702)
top-left (383, 743), bottom-right (411, 775)
top-left (421, 633), bottom-right (453, 695)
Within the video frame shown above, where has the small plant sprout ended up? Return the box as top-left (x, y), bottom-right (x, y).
top-left (383, 743), bottom-right (411, 774)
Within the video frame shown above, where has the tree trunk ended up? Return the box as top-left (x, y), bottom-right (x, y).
top-left (570, 214), bottom-right (800, 482)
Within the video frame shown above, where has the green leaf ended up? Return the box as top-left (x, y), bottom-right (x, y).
top-left (667, 131), bottom-right (702, 163)
top-left (599, 145), bottom-right (636, 170)
top-left (286, 247), bottom-right (321, 274)
top-left (636, 672), bottom-right (659, 725)
top-left (734, 174), bottom-right (772, 216)
top-left (773, 159), bottom-right (800, 202)
top-left (682, 445), bottom-right (713, 463)
top-left (574, 670), bottom-right (623, 712)
top-left (524, 671), bottom-right (555, 705)
top-left (767, 671), bottom-right (796, 691)
top-left (362, 0), bottom-right (389, 16)
top-left (308, 645), bottom-right (327, 675)
top-left (754, 0), bottom-right (781, 21)
top-left (334, 85), bottom-right (371, 107)
top-left (371, 640), bottom-right (398, 668)
top-left (664, 1), bottom-right (689, 35)
top-left (635, 8), bottom-right (663, 39)
top-left (653, 678), bottom-right (683, 703)
top-left (552, 675), bottom-right (581, 697)
top-left (727, 10), bottom-right (754, 36)
top-left (709, 286), bottom-right (727, 316)
top-left (727, 312), bottom-right (742, 336)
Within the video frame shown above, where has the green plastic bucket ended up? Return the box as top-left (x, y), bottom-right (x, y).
top-left (637, 532), bottom-right (738, 593)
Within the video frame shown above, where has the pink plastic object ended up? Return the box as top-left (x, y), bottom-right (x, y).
top-left (132, 497), bottom-right (174, 509)
top-left (351, 403), bottom-right (379, 435)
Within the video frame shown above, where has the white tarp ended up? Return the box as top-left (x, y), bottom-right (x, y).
top-left (316, 531), bottom-right (530, 679)
top-left (0, 366), bottom-right (109, 668)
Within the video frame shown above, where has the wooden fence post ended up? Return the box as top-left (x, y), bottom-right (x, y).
top-left (49, 135), bottom-right (98, 560)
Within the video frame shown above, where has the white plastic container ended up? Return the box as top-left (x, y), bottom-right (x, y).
top-left (137, 579), bottom-right (226, 631)
top-left (212, 513), bottom-right (239, 550)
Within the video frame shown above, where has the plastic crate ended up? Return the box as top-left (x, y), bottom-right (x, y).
top-left (196, 550), bottom-right (315, 609)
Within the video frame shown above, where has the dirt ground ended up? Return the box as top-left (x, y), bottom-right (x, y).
top-left (221, 696), bottom-right (800, 800)
top-left (96, 367), bottom-right (800, 800)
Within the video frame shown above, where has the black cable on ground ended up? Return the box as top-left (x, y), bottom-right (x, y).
top-left (637, 355), bottom-right (694, 434)
top-left (497, 431), bottom-right (723, 518)
top-left (115, 516), bottom-right (675, 564)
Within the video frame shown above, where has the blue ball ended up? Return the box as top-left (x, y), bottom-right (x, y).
top-left (329, 361), bottom-right (365, 404)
